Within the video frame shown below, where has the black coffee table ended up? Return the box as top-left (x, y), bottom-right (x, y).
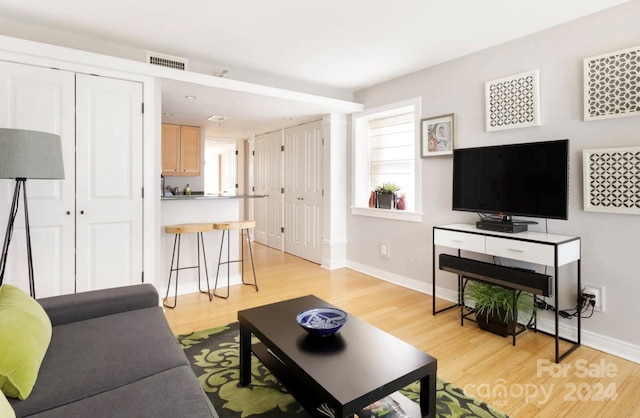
top-left (238, 295), bottom-right (437, 417)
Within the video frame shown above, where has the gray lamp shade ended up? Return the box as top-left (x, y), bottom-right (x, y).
top-left (0, 128), bottom-right (65, 179)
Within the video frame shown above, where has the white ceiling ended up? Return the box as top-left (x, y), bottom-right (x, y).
top-left (0, 0), bottom-right (630, 138)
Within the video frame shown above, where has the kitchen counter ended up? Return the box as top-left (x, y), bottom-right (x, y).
top-left (160, 193), bottom-right (263, 297)
top-left (161, 193), bottom-right (265, 201)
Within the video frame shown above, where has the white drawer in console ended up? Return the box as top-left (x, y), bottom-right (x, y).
top-left (434, 229), bottom-right (485, 253)
top-left (485, 236), bottom-right (554, 266)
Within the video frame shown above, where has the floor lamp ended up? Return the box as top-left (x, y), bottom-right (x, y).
top-left (0, 128), bottom-right (65, 298)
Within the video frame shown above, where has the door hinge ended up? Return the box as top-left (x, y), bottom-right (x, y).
top-left (322, 189), bottom-right (324, 197)
top-left (235, 150), bottom-right (238, 155)
top-left (252, 150), bottom-right (255, 156)
top-left (322, 138), bottom-right (325, 145)
top-left (252, 186), bottom-right (255, 192)
top-left (281, 227), bottom-right (284, 233)
top-left (281, 145), bottom-right (284, 152)
top-left (235, 183), bottom-right (238, 188)
top-left (281, 187), bottom-right (284, 193)
top-left (141, 271), bottom-right (144, 283)
top-left (141, 103), bottom-right (144, 114)
top-left (141, 187), bottom-right (144, 198)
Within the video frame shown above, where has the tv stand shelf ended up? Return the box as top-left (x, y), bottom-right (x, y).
top-left (432, 224), bottom-right (581, 363)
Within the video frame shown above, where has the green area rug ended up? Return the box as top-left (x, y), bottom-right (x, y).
top-left (178, 322), bottom-right (508, 418)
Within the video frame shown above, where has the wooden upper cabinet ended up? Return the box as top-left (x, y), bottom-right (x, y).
top-left (161, 124), bottom-right (201, 176)
top-left (179, 125), bottom-right (201, 175)
top-left (162, 124), bottom-right (180, 175)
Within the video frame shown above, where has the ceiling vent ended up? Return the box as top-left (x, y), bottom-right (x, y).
top-left (146, 51), bottom-right (188, 71)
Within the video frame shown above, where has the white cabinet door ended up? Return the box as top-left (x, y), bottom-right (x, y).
top-left (0, 61), bottom-right (76, 297)
top-left (75, 74), bottom-right (143, 292)
top-left (284, 121), bottom-right (322, 263)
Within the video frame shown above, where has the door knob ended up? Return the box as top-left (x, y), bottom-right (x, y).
top-left (66, 211), bottom-right (71, 215)
top-left (80, 210), bottom-right (85, 215)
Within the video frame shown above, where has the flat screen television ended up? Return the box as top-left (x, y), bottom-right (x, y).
top-left (452, 139), bottom-right (569, 220)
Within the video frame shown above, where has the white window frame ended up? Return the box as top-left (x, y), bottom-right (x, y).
top-left (351, 97), bottom-right (422, 222)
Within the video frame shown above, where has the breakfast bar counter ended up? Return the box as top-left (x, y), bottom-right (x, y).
top-left (161, 193), bottom-right (265, 201)
top-left (160, 194), bottom-right (265, 297)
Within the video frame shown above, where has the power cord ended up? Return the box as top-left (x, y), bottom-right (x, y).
top-left (535, 293), bottom-right (595, 319)
top-left (534, 296), bottom-right (555, 312)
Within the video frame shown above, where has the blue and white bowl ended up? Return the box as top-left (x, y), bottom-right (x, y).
top-left (296, 307), bottom-right (348, 336)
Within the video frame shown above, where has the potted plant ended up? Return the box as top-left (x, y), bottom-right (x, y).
top-left (464, 280), bottom-right (536, 337)
top-left (375, 182), bottom-right (401, 209)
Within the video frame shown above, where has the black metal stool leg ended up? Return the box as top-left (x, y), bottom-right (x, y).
top-left (197, 231), bottom-right (213, 301)
top-left (163, 233), bottom-right (180, 309)
top-left (213, 230), bottom-right (230, 299)
top-left (243, 228), bottom-right (258, 291)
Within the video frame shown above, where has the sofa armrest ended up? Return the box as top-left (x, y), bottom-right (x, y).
top-left (37, 284), bottom-right (159, 326)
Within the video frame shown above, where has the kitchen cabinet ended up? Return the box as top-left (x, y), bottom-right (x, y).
top-left (0, 60), bottom-right (144, 297)
top-left (162, 124), bottom-right (201, 176)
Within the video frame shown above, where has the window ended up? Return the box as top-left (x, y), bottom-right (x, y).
top-left (352, 97), bottom-right (422, 222)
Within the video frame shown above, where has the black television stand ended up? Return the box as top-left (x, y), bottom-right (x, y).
top-left (476, 216), bottom-right (538, 233)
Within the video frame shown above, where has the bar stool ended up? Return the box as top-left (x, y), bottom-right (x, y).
top-left (212, 220), bottom-right (259, 299)
top-left (163, 223), bottom-right (214, 309)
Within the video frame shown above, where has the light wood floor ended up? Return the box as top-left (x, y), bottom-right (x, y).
top-left (164, 243), bottom-right (640, 418)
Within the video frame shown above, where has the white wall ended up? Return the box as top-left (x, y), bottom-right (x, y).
top-left (348, 1), bottom-right (640, 360)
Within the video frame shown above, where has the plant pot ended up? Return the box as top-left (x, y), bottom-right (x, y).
top-left (375, 192), bottom-right (396, 209)
top-left (475, 310), bottom-right (516, 337)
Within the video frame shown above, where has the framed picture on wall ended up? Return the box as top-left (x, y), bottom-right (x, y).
top-left (421, 113), bottom-right (455, 157)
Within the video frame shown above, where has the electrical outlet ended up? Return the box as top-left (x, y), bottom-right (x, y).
top-left (583, 285), bottom-right (604, 312)
top-left (379, 242), bottom-right (389, 258)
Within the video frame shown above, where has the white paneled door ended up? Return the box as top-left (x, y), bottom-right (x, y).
top-left (253, 121), bottom-right (323, 263)
top-left (284, 121), bottom-right (323, 263)
top-left (253, 130), bottom-right (284, 251)
top-left (75, 74), bottom-right (143, 292)
top-left (0, 61), bottom-right (76, 297)
top-left (0, 61), bottom-right (143, 297)
top-left (266, 131), bottom-right (283, 251)
top-left (253, 134), bottom-right (268, 245)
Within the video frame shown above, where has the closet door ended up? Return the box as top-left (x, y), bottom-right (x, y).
top-left (284, 121), bottom-right (323, 263)
top-left (75, 74), bottom-right (143, 292)
top-left (265, 130), bottom-right (284, 251)
top-left (253, 134), bottom-right (268, 245)
top-left (0, 61), bottom-right (75, 297)
top-left (253, 130), bottom-right (284, 250)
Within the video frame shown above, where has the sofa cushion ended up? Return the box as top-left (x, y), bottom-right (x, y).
top-left (22, 366), bottom-right (217, 418)
top-left (0, 284), bottom-right (52, 400)
top-left (10, 306), bottom-right (189, 417)
top-left (0, 391), bottom-right (15, 418)
top-left (38, 283), bottom-right (159, 327)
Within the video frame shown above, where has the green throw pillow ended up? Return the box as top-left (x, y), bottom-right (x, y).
top-left (0, 391), bottom-right (15, 418)
top-left (0, 284), bottom-right (52, 400)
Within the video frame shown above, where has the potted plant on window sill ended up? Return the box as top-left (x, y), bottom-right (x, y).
top-left (374, 182), bottom-right (401, 209)
top-left (464, 280), bottom-right (536, 337)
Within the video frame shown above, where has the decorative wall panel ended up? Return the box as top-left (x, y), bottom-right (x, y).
top-left (584, 46), bottom-right (640, 121)
top-left (485, 70), bottom-right (540, 132)
top-left (583, 146), bottom-right (640, 214)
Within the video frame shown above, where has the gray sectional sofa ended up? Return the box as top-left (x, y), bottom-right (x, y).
top-left (9, 284), bottom-right (217, 418)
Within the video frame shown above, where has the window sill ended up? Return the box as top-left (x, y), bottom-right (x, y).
top-left (351, 206), bottom-right (423, 223)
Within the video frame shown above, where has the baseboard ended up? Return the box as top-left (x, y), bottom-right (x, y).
top-left (534, 315), bottom-right (640, 364)
top-left (321, 238), bottom-right (348, 270)
top-left (345, 261), bottom-right (640, 364)
top-left (169, 274), bottom-right (242, 297)
top-left (347, 261), bottom-right (429, 294)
